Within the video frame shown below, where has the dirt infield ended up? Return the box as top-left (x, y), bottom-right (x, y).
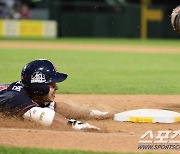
top-left (0, 94), bottom-right (179, 153)
top-left (0, 41), bottom-right (180, 53)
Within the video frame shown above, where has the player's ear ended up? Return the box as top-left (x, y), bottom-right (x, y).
top-left (25, 83), bottom-right (49, 96)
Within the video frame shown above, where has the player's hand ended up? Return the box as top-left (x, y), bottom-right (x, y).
top-left (68, 119), bottom-right (100, 132)
top-left (90, 110), bottom-right (114, 120)
top-left (171, 5), bottom-right (180, 33)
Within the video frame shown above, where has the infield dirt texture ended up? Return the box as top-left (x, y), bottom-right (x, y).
top-left (0, 40), bottom-right (179, 153)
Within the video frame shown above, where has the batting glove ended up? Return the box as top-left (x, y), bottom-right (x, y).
top-left (68, 119), bottom-right (100, 131)
top-left (90, 110), bottom-right (109, 116)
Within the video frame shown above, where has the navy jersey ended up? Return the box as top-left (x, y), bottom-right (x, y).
top-left (0, 81), bottom-right (39, 116)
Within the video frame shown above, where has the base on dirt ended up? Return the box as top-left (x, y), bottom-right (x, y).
top-left (114, 109), bottom-right (180, 123)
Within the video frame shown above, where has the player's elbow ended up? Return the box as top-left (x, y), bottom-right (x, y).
top-left (23, 107), bottom-right (55, 127)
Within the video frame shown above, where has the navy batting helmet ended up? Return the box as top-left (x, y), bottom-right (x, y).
top-left (21, 59), bottom-right (68, 96)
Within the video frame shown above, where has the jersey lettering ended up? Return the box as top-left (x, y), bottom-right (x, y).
top-left (12, 85), bottom-right (23, 92)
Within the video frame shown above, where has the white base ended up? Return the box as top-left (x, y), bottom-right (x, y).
top-left (114, 109), bottom-right (180, 123)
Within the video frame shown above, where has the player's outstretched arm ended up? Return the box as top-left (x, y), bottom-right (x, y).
top-left (55, 101), bottom-right (113, 120)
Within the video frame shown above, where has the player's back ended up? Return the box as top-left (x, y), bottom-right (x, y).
top-left (0, 81), bottom-right (38, 116)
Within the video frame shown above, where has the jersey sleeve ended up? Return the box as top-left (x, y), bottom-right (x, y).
top-left (13, 92), bottom-right (39, 116)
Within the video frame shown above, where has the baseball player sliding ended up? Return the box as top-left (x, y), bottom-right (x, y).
top-left (0, 59), bottom-right (113, 131)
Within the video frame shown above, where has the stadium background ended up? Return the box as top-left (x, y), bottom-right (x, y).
top-left (0, 0), bottom-right (180, 153)
top-left (0, 0), bottom-right (180, 39)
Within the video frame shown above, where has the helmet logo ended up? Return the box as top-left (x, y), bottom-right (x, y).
top-left (31, 71), bottom-right (46, 83)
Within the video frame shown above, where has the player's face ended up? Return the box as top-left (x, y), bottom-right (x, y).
top-left (44, 83), bottom-right (58, 102)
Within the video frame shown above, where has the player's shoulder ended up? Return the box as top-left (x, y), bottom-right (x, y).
top-left (8, 81), bottom-right (24, 92)
top-left (0, 81), bottom-right (27, 103)
top-left (4, 81), bottom-right (26, 98)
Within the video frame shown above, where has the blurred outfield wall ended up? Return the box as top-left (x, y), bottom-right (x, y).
top-left (0, 1), bottom-right (178, 39)
top-left (0, 20), bottom-right (57, 38)
top-left (48, 0), bottom-right (179, 38)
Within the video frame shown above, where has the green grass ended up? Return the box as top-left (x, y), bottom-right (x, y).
top-left (0, 146), bottom-right (128, 154)
top-left (0, 37), bottom-right (180, 46)
top-left (0, 146), bottom-right (169, 154)
top-left (1, 45), bottom-right (180, 94)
